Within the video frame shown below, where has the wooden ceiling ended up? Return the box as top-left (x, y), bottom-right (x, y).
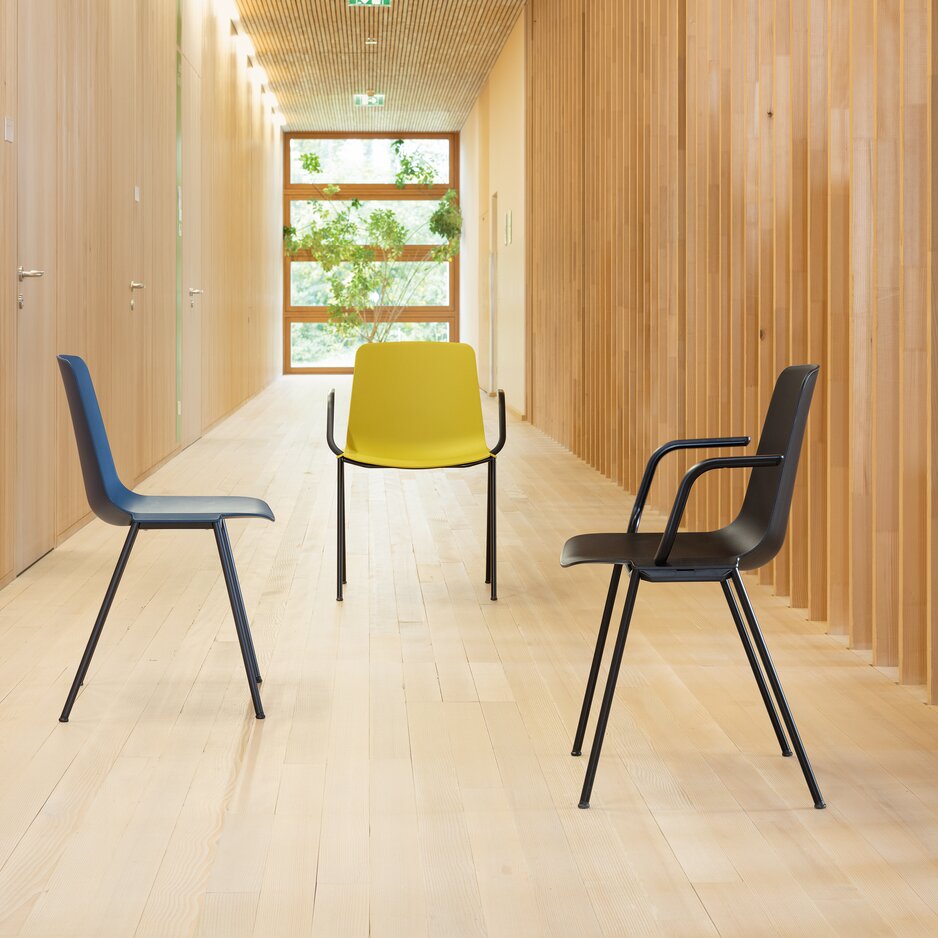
top-left (234, 0), bottom-right (526, 132)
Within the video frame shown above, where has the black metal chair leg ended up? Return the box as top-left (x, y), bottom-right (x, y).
top-left (720, 578), bottom-right (790, 756)
top-left (213, 523), bottom-right (265, 719)
top-left (731, 570), bottom-right (825, 809)
top-left (337, 458), bottom-right (345, 601)
top-left (341, 464), bottom-right (347, 587)
top-left (218, 522), bottom-right (262, 684)
top-left (59, 523), bottom-right (140, 722)
top-left (485, 462), bottom-right (492, 585)
top-left (579, 569), bottom-right (640, 808)
top-left (572, 564), bottom-right (622, 756)
top-left (488, 457), bottom-right (497, 601)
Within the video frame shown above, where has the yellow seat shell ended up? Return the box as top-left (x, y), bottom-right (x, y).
top-left (342, 342), bottom-right (492, 469)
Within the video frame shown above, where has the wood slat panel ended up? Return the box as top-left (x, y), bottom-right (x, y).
top-left (827, 0), bottom-right (850, 637)
top-left (900, 0), bottom-right (929, 684)
top-left (526, 0), bottom-right (936, 698)
top-left (235, 0), bottom-right (525, 131)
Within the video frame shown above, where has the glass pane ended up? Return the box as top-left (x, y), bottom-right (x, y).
top-left (289, 137), bottom-right (450, 185)
top-left (291, 261), bottom-right (450, 307)
top-left (290, 200), bottom-right (447, 245)
top-left (290, 321), bottom-right (450, 369)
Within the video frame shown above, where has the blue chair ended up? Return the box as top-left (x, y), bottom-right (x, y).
top-left (56, 355), bottom-right (274, 721)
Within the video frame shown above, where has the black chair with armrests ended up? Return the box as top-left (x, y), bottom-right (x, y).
top-left (562, 364), bottom-right (825, 810)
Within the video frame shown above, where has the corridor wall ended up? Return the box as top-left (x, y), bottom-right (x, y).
top-left (526, 0), bottom-right (938, 698)
top-left (0, 0), bottom-right (282, 585)
top-left (461, 15), bottom-right (527, 411)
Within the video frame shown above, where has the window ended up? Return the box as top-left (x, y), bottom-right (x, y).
top-left (283, 133), bottom-right (459, 373)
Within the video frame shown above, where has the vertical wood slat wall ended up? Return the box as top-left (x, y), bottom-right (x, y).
top-left (526, 0), bottom-right (937, 699)
top-left (0, 0), bottom-right (283, 584)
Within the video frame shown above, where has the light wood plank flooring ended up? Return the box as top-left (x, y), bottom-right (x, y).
top-left (0, 376), bottom-right (936, 937)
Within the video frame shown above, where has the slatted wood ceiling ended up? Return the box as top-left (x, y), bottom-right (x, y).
top-left (526, 0), bottom-right (937, 699)
top-left (235, 0), bottom-right (525, 131)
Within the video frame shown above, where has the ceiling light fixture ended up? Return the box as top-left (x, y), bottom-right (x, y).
top-left (349, 0), bottom-right (391, 7)
top-left (247, 58), bottom-right (268, 86)
top-left (353, 92), bottom-right (385, 107)
top-left (365, 37), bottom-right (378, 45)
top-left (235, 31), bottom-right (255, 58)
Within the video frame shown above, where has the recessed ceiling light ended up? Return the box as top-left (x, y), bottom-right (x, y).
top-left (234, 30), bottom-right (255, 58)
top-left (353, 92), bottom-right (385, 107)
top-left (247, 58), bottom-right (268, 86)
top-left (365, 37), bottom-right (378, 45)
top-left (349, 0), bottom-right (390, 7)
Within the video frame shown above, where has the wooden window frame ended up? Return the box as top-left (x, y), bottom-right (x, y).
top-left (283, 131), bottom-right (460, 375)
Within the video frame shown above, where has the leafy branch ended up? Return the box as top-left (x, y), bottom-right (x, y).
top-left (284, 140), bottom-right (462, 343)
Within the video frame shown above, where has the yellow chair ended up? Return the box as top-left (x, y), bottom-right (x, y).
top-left (327, 341), bottom-right (506, 601)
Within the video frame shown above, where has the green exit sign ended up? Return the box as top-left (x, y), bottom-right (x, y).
top-left (349, 1), bottom-right (390, 7)
top-left (353, 93), bottom-right (385, 107)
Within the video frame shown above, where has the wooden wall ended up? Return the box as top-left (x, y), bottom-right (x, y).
top-left (0, 0), bottom-right (282, 585)
top-left (526, 0), bottom-right (938, 699)
top-left (0, 0), bottom-right (16, 582)
top-left (201, 3), bottom-right (283, 427)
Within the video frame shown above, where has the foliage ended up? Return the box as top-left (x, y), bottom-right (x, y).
top-left (284, 139), bottom-right (462, 344)
top-left (390, 138), bottom-right (436, 188)
top-left (291, 321), bottom-right (449, 368)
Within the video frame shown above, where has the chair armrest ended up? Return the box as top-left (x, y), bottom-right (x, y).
top-left (326, 389), bottom-right (343, 456)
top-left (653, 454), bottom-right (784, 565)
top-left (490, 390), bottom-right (507, 455)
top-left (628, 436), bottom-right (750, 533)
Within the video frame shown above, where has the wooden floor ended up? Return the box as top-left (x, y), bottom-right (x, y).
top-left (0, 377), bottom-right (937, 937)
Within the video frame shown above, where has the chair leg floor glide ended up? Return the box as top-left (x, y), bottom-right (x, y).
top-left (573, 568), bottom-right (825, 810)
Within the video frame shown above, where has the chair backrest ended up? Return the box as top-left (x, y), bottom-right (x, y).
top-left (346, 342), bottom-right (486, 465)
top-left (733, 364), bottom-right (819, 569)
top-left (57, 355), bottom-right (134, 525)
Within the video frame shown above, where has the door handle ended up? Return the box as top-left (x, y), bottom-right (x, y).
top-left (130, 281), bottom-right (145, 290)
top-left (188, 288), bottom-right (203, 296)
top-left (17, 267), bottom-right (44, 281)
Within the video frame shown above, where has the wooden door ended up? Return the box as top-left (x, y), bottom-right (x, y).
top-left (1, 0), bottom-right (17, 582)
top-left (107, 0), bottom-right (141, 484)
top-left (14, 0), bottom-right (57, 573)
top-left (487, 191), bottom-right (498, 393)
top-left (181, 58), bottom-right (203, 446)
